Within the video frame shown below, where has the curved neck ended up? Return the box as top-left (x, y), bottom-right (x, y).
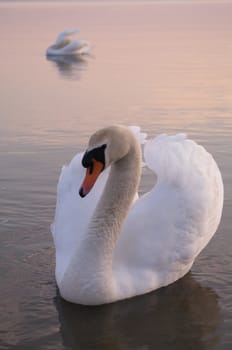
top-left (55, 38), bottom-right (70, 49)
top-left (66, 140), bottom-right (142, 304)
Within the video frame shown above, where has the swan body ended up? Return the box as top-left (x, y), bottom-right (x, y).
top-left (52, 125), bottom-right (223, 305)
top-left (46, 29), bottom-right (91, 56)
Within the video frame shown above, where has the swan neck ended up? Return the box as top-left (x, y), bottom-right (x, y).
top-left (67, 140), bottom-right (141, 304)
top-left (90, 144), bottom-right (141, 242)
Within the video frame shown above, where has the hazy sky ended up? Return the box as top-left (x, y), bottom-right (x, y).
top-left (2, 0), bottom-right (232, 3)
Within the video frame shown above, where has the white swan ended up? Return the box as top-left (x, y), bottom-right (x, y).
top-left (46, 29), bottom-right (91, 56)
top-left (52, 125), bottom-right (224, 305)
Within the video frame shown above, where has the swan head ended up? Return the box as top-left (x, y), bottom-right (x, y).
top-left (79, 125), bottom-right (134, 197)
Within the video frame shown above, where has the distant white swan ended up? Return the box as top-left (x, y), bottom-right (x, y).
top-left (52, 125), bottom-right (224, 305)
top-left (46, 29), bottom-right (91, 56)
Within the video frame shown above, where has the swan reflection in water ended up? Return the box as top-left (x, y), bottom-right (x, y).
top-left (46, 54), bottom-right (89, 80)
top-left (54, 274), bottom-right (221, 350)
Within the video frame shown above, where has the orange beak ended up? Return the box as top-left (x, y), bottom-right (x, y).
top-left (79, 159), bottom-right (104, 197)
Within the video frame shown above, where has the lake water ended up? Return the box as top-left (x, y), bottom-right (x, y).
top-left (0, 1), bottom-right (232, 349)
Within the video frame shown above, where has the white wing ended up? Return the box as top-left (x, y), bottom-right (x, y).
top-left (113, 133), bottom-right (223, 292)
top-left (47, 29), bottom-right (92, 56)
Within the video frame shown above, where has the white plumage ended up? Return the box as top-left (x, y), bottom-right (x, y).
top-left (46, 29), bottom-right (91, 56)
top-left (51, 126), bottom-right (223, 305)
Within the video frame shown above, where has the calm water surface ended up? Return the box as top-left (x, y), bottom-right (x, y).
top-left (0, 1), bottom-right (232, 349)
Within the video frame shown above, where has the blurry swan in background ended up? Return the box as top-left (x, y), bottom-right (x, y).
top-left (46, 29), bottom-right (92, 56)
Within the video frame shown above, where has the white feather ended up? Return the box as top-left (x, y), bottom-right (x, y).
top-left (52, 126), bottom-right (224, 304)
top-left (46, 29), bottom-right (92, 56)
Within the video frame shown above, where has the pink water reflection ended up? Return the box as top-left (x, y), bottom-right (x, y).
top-left (0, 1), bottom-right (231, 144)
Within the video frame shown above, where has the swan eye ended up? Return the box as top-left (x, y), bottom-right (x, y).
top-left (82, 144), bottom-right (107, 170)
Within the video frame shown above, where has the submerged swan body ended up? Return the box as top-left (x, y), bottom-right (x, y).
top-left (46, 29), bottom-right (91, 56)
top-left (52, 125), bottom-right (223, 305)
